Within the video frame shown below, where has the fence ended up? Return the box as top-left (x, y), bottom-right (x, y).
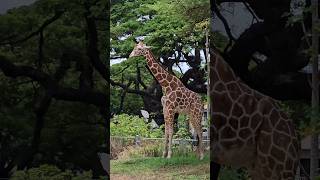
top-left (111, 136), bottom-right (210, 146)
top-left (110, 136), bottom-right (210, 159)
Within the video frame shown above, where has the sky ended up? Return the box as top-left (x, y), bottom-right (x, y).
top-left (212, 2), bottom-right (255, 39)
top-left (0, 0), bottom-right (36, 14)
top-left (212, 1), bottom-right (315, 73)
top-left (212, 1), bottom-right (304, 38)
top-left (110, 49), bottom-right (207, 74)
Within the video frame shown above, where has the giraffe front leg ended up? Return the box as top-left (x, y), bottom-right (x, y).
top-left (167, 122), bottom-right (174, 159)
top-left (162, 124), bottom-right (168, 158)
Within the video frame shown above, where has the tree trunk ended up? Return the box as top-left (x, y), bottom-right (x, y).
top-left (206, 29), bottom-right (211, 140)
top-left (310, 0), bottom-right (319, 179)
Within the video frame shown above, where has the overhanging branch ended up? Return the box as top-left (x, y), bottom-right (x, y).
top-left (0, 11), bottom-right (64, 46)
top-left (0, 55), bottom-right (107, 107)
top-left (211, 0), bottom-right (236, 41)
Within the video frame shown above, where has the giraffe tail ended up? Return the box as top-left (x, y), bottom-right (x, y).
top-left (195, 134), bottom-right (200, 146)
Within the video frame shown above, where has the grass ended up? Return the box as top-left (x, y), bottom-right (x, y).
top-left (111, 154), bottom-right (210, 180)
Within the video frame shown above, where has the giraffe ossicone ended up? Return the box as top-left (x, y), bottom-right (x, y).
top-left (129, 42), bottom-right (204, 160)
top-left (210, 50), bottom-right (300, 180)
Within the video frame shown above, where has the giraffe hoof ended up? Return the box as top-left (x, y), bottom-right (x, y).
top-left (167, 151), bottom-right (172, 159)
top-left (199, 154), bottom-right (204, 160)
top-left (162, 152), bottom-right (167, 158)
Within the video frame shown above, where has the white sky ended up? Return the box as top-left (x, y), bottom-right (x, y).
top-left (212, 1), bottom-right (304, 38)
top-left (211, 2), bottom-right (254, 39)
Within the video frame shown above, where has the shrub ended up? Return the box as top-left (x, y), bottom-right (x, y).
top-left (110, 114), bottom-right (163, 138)
top-left (220, 167), bottom-right (249, 180)
top-left (10, 164), bottom-right (106, 180)
top-left (174, 127), bottom-right (191, 139)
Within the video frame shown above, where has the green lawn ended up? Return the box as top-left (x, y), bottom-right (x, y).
top-left (111, 154), bottom-right (210, 180)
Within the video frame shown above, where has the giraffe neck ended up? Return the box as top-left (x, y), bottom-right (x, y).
top-left (210, 52), bottom-right (239, 84)
top-left (144, 49), bottom-right (183, 94)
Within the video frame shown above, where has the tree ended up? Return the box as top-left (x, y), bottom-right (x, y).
top-left (310, 0), bottom-right (319, 178)
top-left (110, 0), bottom-right (210, 122)
top-left (0, 0), bottom-right (109, 178)
top-left (110, 57), bottom-right (155, 114)
top-left (210, 0), bottom-right (319, 101)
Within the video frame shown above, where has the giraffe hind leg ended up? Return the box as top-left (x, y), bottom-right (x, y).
top-left (163, 108), bottom-right (175, 159)
top-left (190, 115), bottom-right (204, 160)
top-left (166, 115), bottom-right (174, 159)
top-left (196, 129), bottom-right (204, 160)
top-left (162, 103), bottom-right (168, 158)
top-left (162, 125), bottom-right (168, 158)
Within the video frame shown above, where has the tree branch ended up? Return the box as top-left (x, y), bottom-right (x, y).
top-left (211, 0), bottom-right (236, 41)
top-left (113, 65), bottom-right (130, 76)
top-left (0, 11), bottom-right (64, 46)
top-left (118, 81), bottom-right (132, 114)
top-left (85, 14), bottom-right (109, 82)
top-left (79, 57), bottom-right (94, 91)
top-left (16, 91), bottom-right (52, 169)
top-left (53, 53), bottom-right (72, 81)
top-left (37, 30), bottom-right (44, 68)
top-left (112, 81), bottom-right (159, 100)
top-left (0, 55), bottom-right (107, 107)
top-left (136, 63), bottom-right (147, 89)
top-left (241, 1), bottom-right (260, 22)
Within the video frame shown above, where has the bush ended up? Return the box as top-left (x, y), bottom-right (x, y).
top-left (11, 164), bottom-right (106, 180)
top-left (174, 115), bottom-right (192, 139)
top-left (174, 127), bottom-right (191, 139)
top-left (220, 167), bottom-right (249, 180)
top-left (110, 114), bottom-right (163, 138)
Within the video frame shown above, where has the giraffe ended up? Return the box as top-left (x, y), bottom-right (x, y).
top-left (209, 50), bottom-right (300, 180)
top-left (129, 42), bottom-right (204, 159)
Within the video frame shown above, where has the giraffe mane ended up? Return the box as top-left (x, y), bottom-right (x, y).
top-left (147, 49), bottom-right (178, 77)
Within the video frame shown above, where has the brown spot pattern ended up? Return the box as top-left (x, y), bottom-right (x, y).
top-left (131, 46), bottom-right (299, 179)
top-left (259, 132), bottom-right (271, 154)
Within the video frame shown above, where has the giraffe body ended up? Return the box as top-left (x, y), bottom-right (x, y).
top-left (210, 51), bottom-right (299, 180)
top-left (130, 42), bottom-right (204, 159)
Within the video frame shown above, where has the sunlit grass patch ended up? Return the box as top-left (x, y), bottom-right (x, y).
top-left (111, 153), bottom-right (210, 179)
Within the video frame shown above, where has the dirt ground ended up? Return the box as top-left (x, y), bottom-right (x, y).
top-left (110, 162), bottom-right (210, 180)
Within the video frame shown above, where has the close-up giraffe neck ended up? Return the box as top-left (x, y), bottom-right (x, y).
top-left (211, 52), bottom-right (239, 84)
top-left (143, 49), bottom-right (183, 94)
top-left (209, 49), bottom-right (299, 180)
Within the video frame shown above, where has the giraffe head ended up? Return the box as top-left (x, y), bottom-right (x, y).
top-left (129, 41), bottom-right (151, 58)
